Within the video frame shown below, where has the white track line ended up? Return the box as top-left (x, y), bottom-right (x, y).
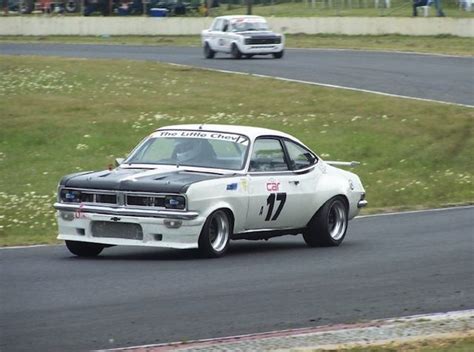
top-left (167, 62), bottom-right (474, 109)
top-left (286, 47), bottom-right (472, 58)
top-left (356, 204), bottom-right (474, 219)
top-left (2, 205), bottom-right (472, 250)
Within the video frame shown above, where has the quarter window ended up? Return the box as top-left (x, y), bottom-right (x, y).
top-left (284, 140), bottom-right (317, 170)
top-left (212, 19), bottom-right (223, 31)
top-left (249, 138), bottom-right (289, 172)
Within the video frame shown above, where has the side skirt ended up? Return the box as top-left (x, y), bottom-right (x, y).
top-left (232, 228), bottom-right (305, 241)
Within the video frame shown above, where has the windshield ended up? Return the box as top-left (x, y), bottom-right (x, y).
top-left (125, 130), bottom-right (250, 171)
top-left (231, 21), bottom-right (269, 32)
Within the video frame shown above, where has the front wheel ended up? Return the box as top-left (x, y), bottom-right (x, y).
top-left (303, 196), bottom-right (348, 247)
top-left (203, 42), bottom-right (215, 59)
top-left (65, 240), bottom-right (104, 257)
top-left (231, 44), bottom-right (242, 59)
top-left (273, 50), bottom-right (284, 59)
top-left (198, 210), bottom-right (231, 258)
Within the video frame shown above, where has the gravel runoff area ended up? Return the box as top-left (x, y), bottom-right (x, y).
top-left (99, 310), bottom-right (474, 351)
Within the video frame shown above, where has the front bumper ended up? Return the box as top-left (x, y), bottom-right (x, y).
top-left (239, 43), bottom-right (284, 54)
top-left (54, 203), bottom-right (205, 249)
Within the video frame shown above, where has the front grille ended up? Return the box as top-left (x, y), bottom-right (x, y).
top-left (80, 192), bottom-right (117, 204)
top-left (126, 195), bottom-right (165, 207)
top-left (246, 37), bottom-right (280, 45)
top-left (91, 221), bottom-right (143, 240)
top-left (95, 194), bottom-right (117, 204)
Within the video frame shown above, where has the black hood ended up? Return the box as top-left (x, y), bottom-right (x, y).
top-left (59, 168), bottom-right (228, 193)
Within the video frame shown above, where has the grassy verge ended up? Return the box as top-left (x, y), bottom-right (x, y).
top-left (213, 1), bottom-right (474, 18)
top-left (0, 34), bottom-right (473, 56)
top-left (0, 55), bottom-right (472, 246)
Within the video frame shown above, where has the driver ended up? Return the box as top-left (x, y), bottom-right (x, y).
top-left (173, 138), bottom-right (215, 164)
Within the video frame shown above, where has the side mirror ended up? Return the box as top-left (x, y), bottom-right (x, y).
top-left (115, 158), bottom-right (125, 167)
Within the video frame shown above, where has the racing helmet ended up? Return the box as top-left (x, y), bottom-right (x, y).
top-left (174, 138), bottom-right (202, 163)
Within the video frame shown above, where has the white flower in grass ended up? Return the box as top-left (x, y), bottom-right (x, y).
top-left (83, 134), bottom-right (91, 138)
top-left (76, 144), bottom-right (89, 151)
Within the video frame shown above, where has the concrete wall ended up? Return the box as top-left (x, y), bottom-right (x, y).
top-left (0, 17), bottom-right (473, 37)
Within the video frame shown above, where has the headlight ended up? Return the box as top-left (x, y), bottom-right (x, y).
top-left (164, 195), bottom-right (186, 210)
top-left (244, 37), bottom-right (251, 45)
top-left (275, 36), bottom-right (282, 44)
top-left (60, 189), bottom-right (82, 203)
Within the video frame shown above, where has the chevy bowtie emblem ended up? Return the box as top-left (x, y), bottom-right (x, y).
top-left (110, 217), bottom-right (121, 222)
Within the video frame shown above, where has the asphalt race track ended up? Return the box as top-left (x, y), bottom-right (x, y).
top-left (0, 43), bottom-right (473, 106)
top-left (1, 207), bottom-right (473, 352)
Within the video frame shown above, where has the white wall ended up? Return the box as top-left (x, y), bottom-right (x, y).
top-left (0, 17), bottom-right (472, 37)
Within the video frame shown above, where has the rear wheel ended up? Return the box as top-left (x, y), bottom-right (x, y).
top-left (303, 196), bottom-right (348, 247)
top-left (65, 240), bottom-right (104, 257)
top-left (198, 210), bottom-right (231, 258)
top-left (231, 43), bottom-right (242, 59)
top-left (204, 42), bottom-right (215, 59)
top-left (273, 50), bottom-right (284, 59)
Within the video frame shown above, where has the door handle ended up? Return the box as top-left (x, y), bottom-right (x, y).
top-left (289, 180), bottom-right (300, 185)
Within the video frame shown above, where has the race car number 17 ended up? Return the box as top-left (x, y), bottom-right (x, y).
top-left (265, 192), bottom-right (287, 221)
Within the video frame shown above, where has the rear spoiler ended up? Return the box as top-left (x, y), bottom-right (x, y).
top-left (326, 161), bottom-right (361, 167)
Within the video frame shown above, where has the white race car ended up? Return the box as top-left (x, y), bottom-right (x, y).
top-left (201, 15), bottom-right (285, 59)
top-left (54, 125), bottom-right (366, 258)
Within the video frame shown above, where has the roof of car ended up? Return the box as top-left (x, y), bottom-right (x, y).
top-left (214, 15), bottom-right (266, 21)
top-left (155, 124), bottom-right (297, 141)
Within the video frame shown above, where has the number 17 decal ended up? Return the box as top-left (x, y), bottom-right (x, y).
top-left (265, 192), bottom-right (287, 221)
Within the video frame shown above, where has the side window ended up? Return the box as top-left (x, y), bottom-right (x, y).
top-left (222, 20), bottom-right (229, 32)
top-left (284, 140), bottom-right (317, 170)
top-left (212, 19), bottom-right (223, 32)
top-left (249, 138), bottom-right (289, 172)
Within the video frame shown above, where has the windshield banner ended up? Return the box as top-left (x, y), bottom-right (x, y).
top-left (153, 130), bottom-right (249, 145)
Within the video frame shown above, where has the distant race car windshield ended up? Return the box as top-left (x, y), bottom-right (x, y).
top-left (231, 21), bottom-right (268, 32)
top-left (125, 130), bottom-right (250, 170)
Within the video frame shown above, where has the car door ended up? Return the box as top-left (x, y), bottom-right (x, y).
top-left (209, 18), bottom-right (223, 50)
top-left (245, 137), bottom-right (319, 231)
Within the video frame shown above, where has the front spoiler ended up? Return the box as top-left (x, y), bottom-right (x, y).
top-left (53, 202), bottom-right (199, 220)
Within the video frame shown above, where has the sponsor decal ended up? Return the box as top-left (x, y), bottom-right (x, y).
top-left (240, 178), bottom-right (248, 191)
top-left (266, 180), bottom-right (280, 192)
top-left (154, 130), bottom-right (249, 145)
top-left (226, 183), bottom-right (238, 191)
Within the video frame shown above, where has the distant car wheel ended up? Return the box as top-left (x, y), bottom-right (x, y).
top-left (64, 0), bottom-right (80, 13)
top-left (198, 210), bottom-right (231, 258)
top-left (20, 0), bottom-right (34, 14)
top-left (65, 240), bottom-right (105, 257)
top-left (231, 43), bottom-right (242, 59)
top-left (273, 50), bottom-right (284, 59)
top-left (204, 42), bottom-right (215, 59)
top-left (303, 196), bottom-right (348, 247)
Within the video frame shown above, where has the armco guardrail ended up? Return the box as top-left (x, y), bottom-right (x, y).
top-left (0, 17), bottom-right (472, 37)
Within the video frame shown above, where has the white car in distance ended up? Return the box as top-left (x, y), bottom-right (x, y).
top-left (201, 15), bottom-right (285, 59)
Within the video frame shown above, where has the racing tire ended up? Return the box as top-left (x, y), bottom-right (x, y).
top-left (303, 196), bottom-right (348, 247)
top-left (64, 0), bottom-right (80, 13)
top-left (231, 44), bottom-right (242, 59)
top-left (20, 0), bottom-right (34, 14)
top-left (204, 43), bottom-right (215, 59)
top-left (198, 210), bottom-right (231, 258)
top-left (273, 50), bottom-right (284, 59)
top-left (65, 240), bottom-right (105, 257)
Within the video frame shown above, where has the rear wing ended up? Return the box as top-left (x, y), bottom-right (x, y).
top-left (326, 161), bottom-right (360, 167)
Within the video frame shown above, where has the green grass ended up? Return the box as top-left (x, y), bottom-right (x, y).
top-left (0, 55), bottom-right (473, 246)
top-left (1, 34), bottom-right (473, 56)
